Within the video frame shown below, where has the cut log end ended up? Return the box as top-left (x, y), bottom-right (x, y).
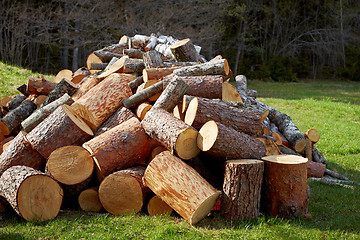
top-left (262, 155), bottom-right (308, 164)
top-left (305, 128), bottom-right (320, 143)
top-left (0, 120), bottom-right (10, 136)
top-left (294, 139), bottom-right (308, 153)
top-left (197, 120), bottom-right (218, 151)
top-left (147, 195), bottom-right (173, 216)
top-left (184, 97), bottom-right (198, 126)
top-left (190, 191), bottom-right (220, 225)
top-left (175, 128), bottom-right (200, 160)
top-left (78, 188), bottom-right (102, 212)
top-left (62, 104), bottom-right (94, 136)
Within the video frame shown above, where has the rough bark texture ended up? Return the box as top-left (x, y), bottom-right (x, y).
top-left (143, 151), bottom-right (221, 225)
top-left (94, 51), bottom-right (123, 62)
top-left (123, 48), bottom-right (144, 59)
top-left (27, 77), bottom-right (57, 95)
top-left (185, 97), bottom-right (263, 136)
top-left (307, 161), bottom-right (326, 178)
top-left (78, 187), bottom-right (102, 212)
top-left (7, 95), bottom-right (26, 110)
top-left (128, 76), bottom-right (144, 92)
top-left (0, 165), bottom-right (63, 221)
top-left (135, 102), bottom-right (152, 120)
top-left (0, 131), bottom-right (45, 176)
top-left (71, 76), bottom-right (101, 101)
top-left (21, 93), bottom-right (74, 133)
top-left (99, 166), bottom-right (150, 215)
top-left (143, 50), bottom-right (164, 68)
top-left (261, 155), bottom-right (309, 218)
top-left (170, 38), bottom-right (200, 62)
top-left (90, 63), bottom-right (107, 70)
top-left (123, 58), bottom-right (145, 74)
top-left (142, 67), bottom-right (180, 82)
top-left (0, 100), bottom-right (37, 136)
top-left (312, 147), bottom-right (327, 164)
top-left (40, 78), bottom-right (79, 107)
top-left (235, 75), bottom-right (248, 102)
top-left (94, 106), bottom-right (136, 137)
top-left (25, 105), bottom-right (93, 159)
top-left (198, 121), bottom-right (266, 160)
top-left (141, 108), bottom-right (200, 160)
top-left (83, 117), bottom-right (150, 180)
top-left (173, 59), bottom-right (229, 76)
top-left (147, 195), bottom-right (173, 216)
top-left (152, 76), bottom-right (189, 112)
top-left (163, 75), bottom-right (223, 99)
top-left (123, 80), bottom-right (163, 109)
top-left (221, 160), bottom-right (264, 220)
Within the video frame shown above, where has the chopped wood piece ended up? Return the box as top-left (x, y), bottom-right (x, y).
top-left (305, 128), bottom-right (320, 143)
top-left (73, 67), bottom-right (91, 78)
top-left (128, 76), bottom-right (144, 92)
top-left (40, 78), bottom-right (79, 107)
top-left (97, 56), bottom-right (128, 79)
top-left (221, 160), bottom-right (264, 220)
top-left (173, 59), bottom-right (229, 77)
top-left (123, 58), bottom-right (145, 74)
top-left (7, 94), bottom-right (26, 110)
top-left (145, 34), bottom-right (158, 51)
top-left (0, 100), bottom-right (37, 136)
top-left (78, 187), bottom-right (102, 212)
top-left (119, 35), bottom-right (130, 45)
top-left (86, 52), bottom-right (103, 74)
top-left (278, 145), bottom-right (301, 156)
top-left (99, 166), bottom-right (149, 215)
top-left (123, 80), bottom-right (163, 109)
top-left (0, 165), bottom-right (63, 221)
top-left (235, 75), bottom-right (248, 101)
top-left (71, 76), bottom-right (101, 101)
top-left (123, 48), bottom-right (144, 59)
top-left (185, 97), bottom-right (263, 136)
top-left (90, 63), bottom-right (107, 70)
top-left (135, 102), bottom-right (152, 120)
top-left (83, 117), bottom-right (150, 180)
top-left (170, 38), bottom-right (200, 62)
top-left (143, 151), bottom-right (221, 225)
top-left (22, 93), bottom-right (74, 133)
top-left (222, 82), bottom-right (243, 103)
top-left (261, 155), bottom-right (309, 218)
top-left (97, 43), bottom-right (129, 54)
top-left (198, 121), bottom-right (266, 159)
top-left (131, 34), bottom-right (150, 49)
top-left (143, 50), bottom-right (164, 68)
top-left (307, 161), bottom-right (326, 178)
top-left (17, 84), bottom-right (30, 97)
top-left (26, 77), bottom-right (57, 95)
top-left (148, 145), bottom-right (167, 162)
top-left (0, 131), bottom-right (45, 176)
top-left (147, 195), bottom-right (173, 216)
top-left (24, 105), bottom-right (93, 159)
top-left (46, 146), bottom-right (94, 185)
top-left (141, 108), bottom-right (200, 160)
top-left (33, 95), bottom-right (47, 106)
top-left (142, 66), bottom-right (180, 82)
top-left (94, 51), bottom-right (123, 62)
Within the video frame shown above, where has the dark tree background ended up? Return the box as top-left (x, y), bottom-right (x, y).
top-left (1, 0), bottom-right (360, 81)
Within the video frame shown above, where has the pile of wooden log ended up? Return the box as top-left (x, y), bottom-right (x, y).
top-left (0, 33), bottom-right (357, 224)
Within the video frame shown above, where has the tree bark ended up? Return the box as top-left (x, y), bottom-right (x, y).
top-left (173, 59), bottom-right (229, 77)
top-left (143, 151), bottom-right (221, 225)
top-left (26, 77), bottom-right (57, 95)
top-left (40, 78), bottom-right (79, 107)
top-left (142, 66), bottom-right (180, 82)
top-left (123, 58), bottom-right (145, 74)
top-left (305, 128), bottom-right (320, 143)
top-left (128, 76), bottom-right (144, 93)
top-left (143, 50), bottom-right (164, 68)
top-left (170, 38), bottom-right (200, 62)
top-left (71, 76), bottom-right (101, 101)
top-left (141, 108), bottom-right (200, 160)
top-left (0, 165), bottom-right (63, 221)
top-left (123, 48), bottom-right (144, 59)
top-left (78, 187), bottom-right (102, 212)
top-left (123, 80), bottom-right (163, 109)
top-left (221, 160), bottom-right (264, 220)
top-left (147, 195), bottom-right (173, 216)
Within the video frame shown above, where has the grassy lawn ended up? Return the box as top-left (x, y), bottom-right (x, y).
top-left (0, 64), bottom-right (359, 239)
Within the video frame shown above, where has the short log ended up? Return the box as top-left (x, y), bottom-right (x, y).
top-left (40, 78), bottom-right (79, 107)
top-left (170, 38), bottom-right (200, 62)
top-left (7, 94), bottom-right (26, 110)
top-left (78, 187), bottom-right (102, 212)
top-left (135, 102), bottom-right (152, 120)
top-left (147, 195), bottom-right (173, 216)
top-left (26, 77), bottom-right (57, 95)
top-left (142, 67), bottom-right (180, 82)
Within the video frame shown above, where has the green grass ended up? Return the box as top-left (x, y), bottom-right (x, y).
top-left (1, 64), bottom-right (359, 239)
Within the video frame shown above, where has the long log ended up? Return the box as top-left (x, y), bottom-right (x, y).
top-left (173, 59), bottom-right (229, 77)
top-left (7, 94), bottom-right (26, 110)
top-left (71, 76), bottom-right (101, 101)
top-left (143, 151), bottom-right (221, 225)
top-left (123, 58), bottom-right (145, 74)
top-left (123, 80), bottom-right (163, 109)
top-left (128, 76), bottom-right (144, 92)
top-left (143, 50), bottom-right (164, 68)
top-left (142, 66), bottom-right (180, 82)
top-left (123, 48), bottom-right (144, 59)
top-left (0, 165), bottom-right (63, 221)
top-left (26, 77), bottom-right (57, 95)
top-left (40, 78), bottom-right (79, 107)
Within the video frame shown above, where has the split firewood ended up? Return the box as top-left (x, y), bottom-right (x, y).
top-left (221, 160), bottom-right (264, 220)
top-left (0, 165), bottom-right (63, 221)
top-left (119, 35), bottom-right (130, 45)
top-left (185, 97), bottom-right (263, 136)
top-left (135, 102), bottom-right (152, 120)
top-left (16, 84), bottom-right (29, 97)
top-left (0, 131), bottom-right (45, 176)
top-left (0, 99), bottom-right (37, 136)
top-left (26, 76), bottom-right (57, 95)
top-left (173, 59), bottom-right (229, 77)
top-left (97, 56), bottom-right (128, 79)
top-left (235, 75), bottom-right (248, 102)
top-left (261, 155), bottom-right (309, 218)
top-left (197, 120), bottom-right (266, 160)
top-left (143, 50), bottom-right (164, 68)
top-left (21, 93), bottom-right (74, 133)
top-left (128, 76), bottom-right (144, 93)
top-left (170, 38), bottom-right (200, 62)
top-left (33, 95), bottom-right (47, 106)
top-left (142, 66), bottom-right (180, 82)
top-left (72, 73), bottom-right (133, 130)
top-left (222, 81), bottom-right (243, 103)
top-left (147, 195), bottom-right (173, 216)
top-left (73, 67), bottom-right (91, 78)
top-left (40, 78), bottom-right (79, 107)
top-left (130, 34), bottom-right (150, 49)
top-left (94, 106), bottom-right (136, 137)
top-left (24, 104), bottom-right (93, 159)
top-left (86, 52), bottom-right (103, 74)
top-left (123, 80), bottom-right (163, 109)
top-left (54, 69), bottom-right (73, 83)
top-left (71, 76), bottom-right (101, 101)
top-left (83, 117), bottom-right (150, 180)
top-left (123, 58), bottom-right (145, 74)
top-left (145, 34), bottom-right (158, 51)
top-left (78, 187), bottom-right (103, 212)
top-left (6, 94), bottom-right (26, 110)
top-left (123, 48), bottom-right (144, 59)
top-left (90, 63), bottom-right (108, 70)
top-left (143, 151), bottom-right (221, 225)
top-left (163, 75), bottom-right (222, 99)
top-left (141, 108), bottom-right (200, 160)
top-left (256, 137), bottom-right (281, 156)
top-left (99, 166), bottom-right (150, 215)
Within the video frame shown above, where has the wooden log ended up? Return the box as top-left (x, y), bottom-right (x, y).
top-left (147, 195), bottom-right (173, 216)
top-left (86, 52), bottom-right (103, 74)
top-left (78, 187), bottom-right (102, 212)
top-left (0, 100), bottom-right (37, 136)
top-left (40, 78), bottom-right (79, 107)
top-left (54, 69), bottom-right (73, 83)
top-left (261, 155), bottom-right (309, 218)
top-left (278, 145), bottom-right (301, 156)
top-left (198, 120), bottom-right (266, 159)
top-left (185, 97), bottom-right (263, 136)
top-left (123, 58), bottom-right (145, 74)
top-left (222, 82), bottom-right (243, 103)
top-left (97, 56), bottom-right (128, 79)
top-left (97, 43), bottom-right (129, 54)
top-left (6, 94), bottom-right (26, 110)
top-left (0, 131), bottom-right (45, 176)
top-left (0, 165), bottom-right (63, 221)
top-left (33, 95), bottom-right (47, 106)
top-left (148, 145), bottom-right (167, 162)
top-left (221, 160), bottom-right (264, 220)
top-left (128, 76), bottom-right (144, 93)
top-left (72, 73), bottom-right (133, 130)
top-left (0, 136), bottom-right (14, 153)
top-left (145, 33), bottom-right (157, 51)
top-left (131, 34), bottom-right (150, 49)
top-left (71, 76), bottom-right (101, 101)
top-left (143, 151), bottom-right (221, 225)
top-left (123, 48), bottom-right (144, 59)
top-left (90, 63), bottom-right (107, 70)
top-left (73, 67), bottom-right (91, 78)
top-left (307, 161), bottom-right (326, 178)
top-left (26, 77), bottom-right (57, 95)
top-left (24, 105), bottom-right (93, 159)
top-left (152, 76), bottom-right (188, 112)
top-left (235, 75), bottom-right (248, 101)
top-left (135, 102), bottom-right (152, 120)
top-left (173, 59), bottom-right (230, 77)
top-left (119, 35), bottom-right (130, 45)
top-left (17, 84), bottom-right (30, 97)
top-left (143, 50), bottom-right (164, 68)
top-left (21, 93), bottom-right (74, 133)
top-left (83, 117), bottom-right (150, 180)
top-left (142, 66), bottom-right (180, 82)
top-left (60, 176), bottom-right (93, 208)
top-left (141, 108), bottom-right (200, 160)
top-left (123, 80), bottom-right (163, 109)
top-left (312, 147), bottom-right (327, 164)
top-left (94, 51), bottom-right (123, 62)
top-left (305, 128), bottom-right (320, 143)
top-left (99, 166), bottom-right (149, 215)
top-left (170, 38), bottom-right (200, 62)
top-left (163, 75), bottom-right (223, 99)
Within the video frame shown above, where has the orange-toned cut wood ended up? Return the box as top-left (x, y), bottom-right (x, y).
top-left (87, 52), bottom-right (102, 74)
top-left (78, 187), bottom-right (102, 212)
top-left (71, 76), bottom-right (101, 101)
top-left (222, 82), bottom-right (243, 103)
top-left (54, 69), bottom-right (72, 83)
top-left (142, 67), bottom-right (180, 82)
top-left (147, 195), bottom-right (173, 216)
top-left (135, 102), bottom-right (152, 120)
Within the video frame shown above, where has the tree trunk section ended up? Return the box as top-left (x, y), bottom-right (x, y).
top-left (40, 78), bottom-right (79, 107)
top-left (147, 195), bottom-right (173, 216)
top-left (221, 160), bottom-right (264, 220)
top-left (71, 76), bottom-right (101, 101)
top-left (54, 69), bottom-right (73, 83)
top-left (99, 166), bottom-right (149, 215)
top-left (123, 80), bottom-right (163, 109)
top-left (24, 105), bottom-right (93, 159)
top-left (0, 165), bottom-right (63, 221)
top-left (135, 102), bottom-right (152, 120)
top-left (305, 128), bottom-right (320, 143)
top-left (128, 76), bottom-right (144, 93)
top-left (83, 117), bottom-right (150, 181)
top-left (261, 155), bottom-right (309, 218)
top-left (141, 108), bottom-right (200, 160)
top-left (26, 77), bottom-right (57, 95)
top-left (7, 95), bottom-right (26, 110)
top-left (173, 59), bottom-right (229, 77)
top-left (170, 38), bottom-right (200, 62)
top-left (78, 187), bottom-right (102, 212)
top-left (123, 58), bottom-right (145, 74)
top-left (198, 120), bottom-right (266, 160)
top-left (123, 48), bottom-right (144, 59)
top-left (307, 160), bottom-right (326, 178)
top-left (86, 52), bottom-right (103, 74)
top-left (142, 67), bottom-right (180, 82)
top-left (143, 151), bottom-right (221, 225)
top-left (143, 50), bottom-right (164, 68)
